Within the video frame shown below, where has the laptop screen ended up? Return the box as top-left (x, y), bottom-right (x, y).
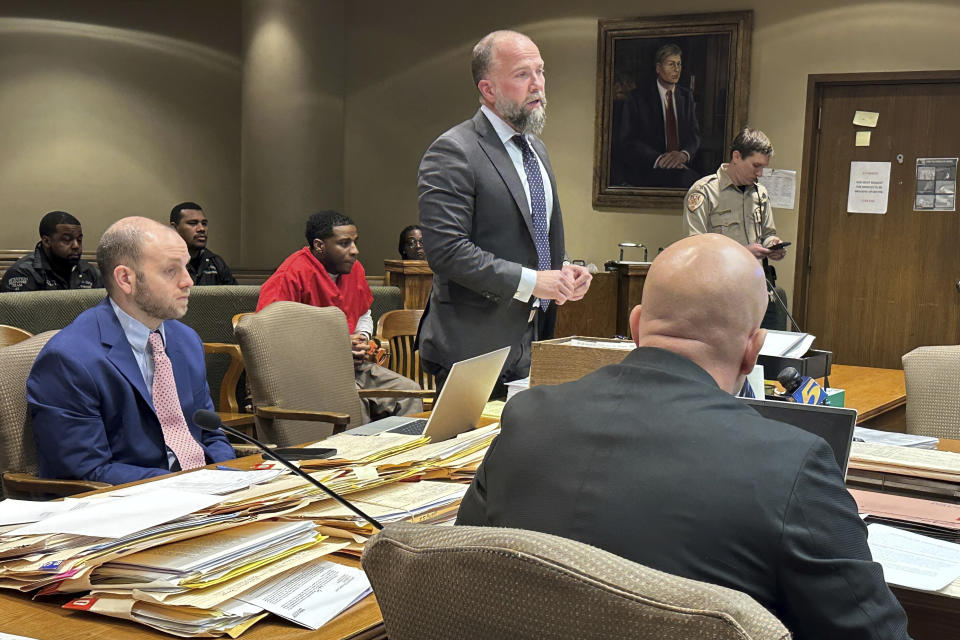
top-left (741, 398), bottom-right (858, 475)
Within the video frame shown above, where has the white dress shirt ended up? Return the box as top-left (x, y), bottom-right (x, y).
top-left (480, 104), bottom-right (553, 304)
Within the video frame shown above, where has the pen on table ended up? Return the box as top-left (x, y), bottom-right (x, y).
top-left (216, 465), bottom-right (244, 471)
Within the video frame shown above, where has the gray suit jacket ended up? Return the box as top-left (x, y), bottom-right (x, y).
top-left (417, 109), bottom-right (565, 370)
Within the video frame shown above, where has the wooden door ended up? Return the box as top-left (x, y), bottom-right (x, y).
top-left (795, 72), bottom-right (960, 369)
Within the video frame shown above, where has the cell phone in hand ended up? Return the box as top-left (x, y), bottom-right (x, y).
top-left (767, 241), bottom-right (791, 251)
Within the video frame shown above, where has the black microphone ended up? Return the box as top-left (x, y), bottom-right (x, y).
top-left (193, 409), bottom-right (383, 530)
top-left (777, 366), bottom-right (827, 405)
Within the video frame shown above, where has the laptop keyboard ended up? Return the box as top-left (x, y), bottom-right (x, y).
top-left (389, 418), bottom-right (429, 435)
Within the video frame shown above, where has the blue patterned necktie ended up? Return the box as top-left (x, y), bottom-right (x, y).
top-left (513, 134), bottom-right (551, 310)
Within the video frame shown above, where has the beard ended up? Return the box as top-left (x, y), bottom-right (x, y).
top-left (495, 92), bottom-right (547, 135)
top-left (133, 272), bottom-right (188, 321)
top-left (49, 252), bottom-right (80, 269)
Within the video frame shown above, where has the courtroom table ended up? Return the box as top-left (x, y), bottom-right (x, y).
top-left (819, 364), bottom-right (906, 429)
top-left (0, 451), bottom-right (386, 640)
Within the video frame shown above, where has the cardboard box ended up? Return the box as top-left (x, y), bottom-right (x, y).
top-left (529, 336), bottom-right (634, 387)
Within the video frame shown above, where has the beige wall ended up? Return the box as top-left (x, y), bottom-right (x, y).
top-left (0, 1), bottom-right (242, 263)
top-left (240, 0), bottom-right (346, 269)
top-left (3, 0), bottom-right (959, 293)
top-left (343, 0), bottom-right (960, 303)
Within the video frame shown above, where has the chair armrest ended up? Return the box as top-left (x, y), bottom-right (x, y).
top-left (2, 472), bottom-right (109, 499)
top-left (254, 405), bottom-right (351, 428)
top-left (203, 342), bottom-right (245, 413)
top-left (232, 443), bottom-right (268, 457)
top-left (357, 389), bottom-right (436, 400)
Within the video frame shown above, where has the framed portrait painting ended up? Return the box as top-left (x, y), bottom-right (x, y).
top-left (592, 11), bottom-right (753, 209)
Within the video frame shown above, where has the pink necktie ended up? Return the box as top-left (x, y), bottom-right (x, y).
top-left (148, 332), bottom-right (207, 470)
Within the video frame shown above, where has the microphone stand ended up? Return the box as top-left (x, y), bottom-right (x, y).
top-left (764, 277), bottom-right (803, 333)
top-left (196, 411), bottom-right (383, 530)
top-left (763, 278), bottom-right (830, 391)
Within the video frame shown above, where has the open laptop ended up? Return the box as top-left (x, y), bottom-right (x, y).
top-left (348, 346), bottom-right (510, 442)
top-left (741, 398), bottom-right (858, 475)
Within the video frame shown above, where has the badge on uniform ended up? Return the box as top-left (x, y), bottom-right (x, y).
top-left (687, 192), bottom-right (704, 212)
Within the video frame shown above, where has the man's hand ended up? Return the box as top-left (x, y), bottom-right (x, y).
top-left (746, 243), bottom-right (772, 259)
top-left (655, 151), bottom-right (689, 170)
top-left (561, 263), bottom-right (592, 301)
top-left (350, 333), bottom-right (370, 362)
top-left (764, 236), bottom-right (787, 261)
top-left (533, 269), bottom-right (576, 305)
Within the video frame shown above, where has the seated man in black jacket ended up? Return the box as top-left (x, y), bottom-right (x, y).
top-left (457, 233), bottom-right (909, 640)
top-left (170, 202), bottom-right (237, 286)
top-left (1, 210), bottom-right (102, 292)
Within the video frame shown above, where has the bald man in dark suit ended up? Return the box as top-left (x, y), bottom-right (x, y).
top-left (458, 234), bottom-right (909, 640)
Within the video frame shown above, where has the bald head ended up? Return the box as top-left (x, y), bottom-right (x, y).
top-left (98, 217), bottom-right (180, 292)
top-left (472, 30), bottom-right (531, 85)
top-left (630, 234), bottom-right (769, 392)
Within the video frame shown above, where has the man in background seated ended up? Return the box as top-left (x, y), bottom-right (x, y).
top-left (1, 210), bottom-right (102, 292)
top-left (457, 234), bottom-right (908, 640)
top-left (27, 217), bottom-right (235, 485)
top-left (397, 224), bottom-right (426, 260)
top-left (257, 210), bottom-right (422, 422)
top-left (170, 202), bottom-right (238, 285)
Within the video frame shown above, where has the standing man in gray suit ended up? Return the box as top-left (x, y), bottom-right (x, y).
top-left (417, 30), bottom-right (592, 392)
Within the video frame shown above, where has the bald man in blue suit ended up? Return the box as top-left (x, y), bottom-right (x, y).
top-left (27, 217), bottom-right (234, 485)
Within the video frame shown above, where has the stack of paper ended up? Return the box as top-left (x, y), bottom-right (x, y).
top-left (86, 537), bottom-right (353, 634)
top-left (302, 432), bottom-right (429, 466)
top-left (91, 520), bottom-right (324, 590)
top-left (374, 424), bottom-right (498, 473)
top-left (237, 559), bottom-right (370, 630)
top-left (867, 523), bottom-right (960, 591)
top-left (567, 338), bottom-right (635, 351)
top-left (64, 592), bottom-right (268, 637)
top-left (760, 330), bottom-right (815, 358)
top-left (290, 480), bottom-right (468, 549)
top-left (107, 468), bottom-right (285, 497)
top-left (850, 442), bottom-right (960, 482)
top-left (852, 427), bottom-right (939, 449)
top-left (505, 377), bottom-right (529, 401)
top-left (481, 400), bottom-right (506, 419)
top-left (0, 417), bottom-right (505, 636)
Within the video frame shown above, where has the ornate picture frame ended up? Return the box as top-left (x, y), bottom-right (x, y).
top-left (592, 11), bottom-right (753, 209)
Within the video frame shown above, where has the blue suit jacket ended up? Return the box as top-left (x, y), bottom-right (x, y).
top-left (27, 298), bottom-right (235, 485)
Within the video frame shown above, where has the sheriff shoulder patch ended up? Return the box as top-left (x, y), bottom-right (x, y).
top-left (687, 192), bottom-right (704, 212)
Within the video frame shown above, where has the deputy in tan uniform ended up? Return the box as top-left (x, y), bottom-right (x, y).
top-left (684, 128), bottom-right (788, 329)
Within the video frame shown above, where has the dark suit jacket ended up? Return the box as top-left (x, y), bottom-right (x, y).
top-left (27, 298), bottom-right (234, 485)
top-left (417, 109), bottom-right (564, 372)
top-left (617, 82), bottom-right (700, 182)
top-left (457, 347), bottom-right (909, 640)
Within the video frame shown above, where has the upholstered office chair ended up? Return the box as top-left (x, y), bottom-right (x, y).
top-left (375, 309), bottom-right (436, 394)
top-left (0, 331), bottom-right (107, 499)
top-left (235, 302), bottom-right (432, 447)
top-left (902, 345), bottom-right (960, 439)
top-left (0, 324), bottom-right (32, 348)
top-left (362, 523), bottom-right (790, 640)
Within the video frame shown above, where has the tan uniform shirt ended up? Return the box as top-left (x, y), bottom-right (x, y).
top-left (683, 164), bottom-right (776, 246)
